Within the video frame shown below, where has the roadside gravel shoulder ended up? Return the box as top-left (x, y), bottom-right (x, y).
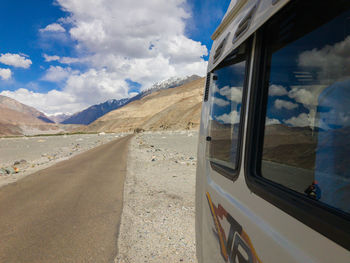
top-left (0, 133), bottom-right (128, 188)
top-left (115, 131), bottom-right (198, 263)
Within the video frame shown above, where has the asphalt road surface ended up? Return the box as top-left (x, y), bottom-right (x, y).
top-left (0, 135), bottom-right (132, 263)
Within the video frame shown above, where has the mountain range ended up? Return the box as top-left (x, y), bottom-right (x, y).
top-left (61, 75), bottom-right (201, 125)
top-left (62, 98), bottom-right (130, 125)
top-left (0, 75), bottom-right (204, 136)
top-left (83, 77), bottom-right (205, 133)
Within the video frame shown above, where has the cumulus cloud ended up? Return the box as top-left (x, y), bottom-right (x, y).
top-left (274, 99), bottom-right (298, 110)
top-left (56, 0), bottom-right (207, 85)
top-left (0, 69), bottom-right (132, 114)
top-left (41, 66), bottom-right (78, 82)
top-left (266, 117), bottom-right (281, 125)
top-left (269, 84), bottom-right (288, 96)
top-left (64, 68), bottom-right (130, 106)
top-left (0, 88), bottom-right (79, 115)
top-left (218, 86), bottom-right (242, 103)
top-left (216, 110), bottom-right (240, 124)
top-left (40, 23), bottom-right (66, 33)
top-left (298, 36), bottom-right (350, 84)
top-left (287, 86), bottom-right (325, 107)
top-left (59, 57), bottom-right (81, 64)
top-left (43, 54), bottom-right (60, 62)
top-left (43, 54), bottom-right (82, 64)
top-left (213, 97), bottom-right (229, 107)
top-left (0, 68), bottom-right (12, 80)
top-left (4, 0), bottom-right (209, 114)
top-left (0, 53), bottom-right (32, 68)
top-left (285, 113), bottom-right (311, 127)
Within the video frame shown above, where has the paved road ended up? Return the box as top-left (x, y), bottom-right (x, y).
top-left (0, 135), bottom-right (133, 263)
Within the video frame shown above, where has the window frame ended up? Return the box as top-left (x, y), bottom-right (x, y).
top-left (244, 3), bottom-right (350, 251)
top-left (208, 39), bottom-right (252, 181)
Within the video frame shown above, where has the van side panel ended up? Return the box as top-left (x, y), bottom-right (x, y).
top-left (196, 0), bottom-right (350, 262)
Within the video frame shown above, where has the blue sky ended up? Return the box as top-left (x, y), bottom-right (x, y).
top-left (0, 0), bottom-right (230, 115)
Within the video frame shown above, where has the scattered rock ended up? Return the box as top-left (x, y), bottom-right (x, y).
top-left (134, 128), bottom-right (145, 133)
top-left (0, 168), bottom-right (7, 175)
top-left (5, 167), bottom-right (15, 174)
top-left (13, 159), bottom-right (28, 166)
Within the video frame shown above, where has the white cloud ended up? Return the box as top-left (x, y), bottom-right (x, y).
top-left (43, 54), bottom-right (82, 64)
top-left (285, 113), bottom-right (311, 127)
top-left (284, 112), bottom-right (331, 129)
top-left (288, 86), bottom-right (319, 107)
top-left (298, 36), bottom-right (350, 83)
top-left (213, 97), bottom-right (229, 107)
top-left (40, 23), bottom-right (66, 33)
top-left (3, 0), bottom-right (209, 115)
top-left (216, 110), bottom-right (240, 124)
top-left (274, 99), bottom-right (298, 110)
top-left (41, 66), bottom-right (78, 82)
top-left (0, 69), bottom-right (131, 114)
top-left (56, 0), bottom-right (207, 86)
top-left (0, 88), bottom-right (79, 115)
top-left (64, 68), bottom-right (130, 106)
top-left (0, 68), bottom-right (12, 80)
top-left (43, 54), bottom-right (60, 62)
top-left (218, 86), bottom-right (242, 103)
top-left (60, 57), bottom-right (81, 64)
top-left (0, 53), bottom-right (32, 68)
top-left (269, 84), bottom-right (288, 96)
top-left (266, 117), bottom-right (281, 125)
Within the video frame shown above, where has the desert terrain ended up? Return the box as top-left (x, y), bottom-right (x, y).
top-left (116, 131), bottom-right (198, 262)
top-left (0, 130), bottom-right (199, 262)
top-left (0, 133), bottom-right (128, 188)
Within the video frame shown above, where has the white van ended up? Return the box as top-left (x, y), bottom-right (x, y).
top-left (195, 0), bottom-right (350, 262)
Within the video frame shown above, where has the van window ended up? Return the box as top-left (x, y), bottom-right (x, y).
top-left (208, 44), bottom-right (248, 172)
top-left (261, 1), bottom-right (350, 214)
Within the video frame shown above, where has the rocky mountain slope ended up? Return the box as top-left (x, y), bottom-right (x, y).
top-left (62, 75), bottom-right (201, 125)
top-left (83, 77), bottom-right (205, 133)
top-left (0, 95), bottom-right (76, 136)
top-left (62, 98), bottom-right (129, 125)
top-left (0, 95), bottom-right (54, 124)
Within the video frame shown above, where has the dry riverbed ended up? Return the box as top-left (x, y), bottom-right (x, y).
top-left (116, 130), bottom-right (198, 263)
top-left (0, 133), bottom-right (128, 188)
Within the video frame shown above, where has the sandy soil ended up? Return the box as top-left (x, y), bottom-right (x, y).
top-left (0, 133), bottom-right (129, 188)
top-left (115, 131), bottom-right (198, 263)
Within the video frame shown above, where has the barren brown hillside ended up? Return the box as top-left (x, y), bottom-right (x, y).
top-left (84, 77), bottom-right (205, 133)
top-left (0, 95), bottom-right (79, 136)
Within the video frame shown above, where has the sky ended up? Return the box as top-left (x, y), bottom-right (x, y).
top-left (0, 0), bottom-right (230, 115)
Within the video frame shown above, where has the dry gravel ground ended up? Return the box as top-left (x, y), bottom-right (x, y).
top-left (0, 133), bottom-right (129, 188)
top-left (115, 130), bottom-right (199, 263)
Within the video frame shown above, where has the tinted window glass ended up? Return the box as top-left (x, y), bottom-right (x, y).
top-left (262, 1), bottom-right (350, 214)
top-left (208, 45), bottom-right (247, 170)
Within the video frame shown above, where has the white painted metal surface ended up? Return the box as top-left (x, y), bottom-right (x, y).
top-left (195, 0), bottom-right (350, 262)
